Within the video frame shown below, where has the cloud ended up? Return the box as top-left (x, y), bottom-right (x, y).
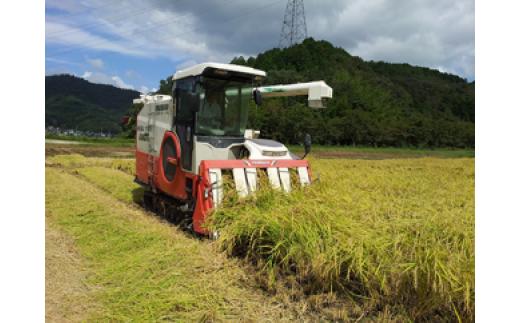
top-left (46, 0), bottom-right (86, 13)
top-left (86, 58), bottom-right (104, 69)
top-left (46, 0), bottom-right (475, 79)
top-left (81, 70), bottom-right (135, 90)
top-left (322, 0), bottom-right (475, 78)
top-left (45, 0), bottom-right (285, 63)
top-left (45, 21), bottom-right (149, 57)
top-left (111, 76), bottom-right (134, 89)
top-left (138, 85), bottom-right (160, 94)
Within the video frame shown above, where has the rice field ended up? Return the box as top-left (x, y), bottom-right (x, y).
top-left (211, 157), bottom-right (474, 321)
top-left (45, 152), bottom-right (474, 321)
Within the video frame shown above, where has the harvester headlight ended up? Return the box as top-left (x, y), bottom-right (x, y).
top-left (262, 151), bottom-right (287, 157)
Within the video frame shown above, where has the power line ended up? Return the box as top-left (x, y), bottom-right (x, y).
top-left (47, 0), bottom-right (189, 38)
top-left (47, 0), bottom-right (284, 58)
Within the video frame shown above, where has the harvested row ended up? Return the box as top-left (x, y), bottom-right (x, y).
top-left (47, 154), bottom-right (135, 175)
top-left (75, 166), bottom-right (142, 203)
top-left (45, 167), bottom-right (316, 321)
top-left (209, 158), bottom-right (475, 321)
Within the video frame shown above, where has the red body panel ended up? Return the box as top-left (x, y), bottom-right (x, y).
top-left (135, 149), bottom-right (149, 182)
top-left (136, 132), bottom-right (312, 235)
top-left (135, 132), bottom-right (191, 201)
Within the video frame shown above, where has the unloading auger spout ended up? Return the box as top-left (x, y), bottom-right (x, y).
top-left (256, 81), bottom-right (333, 108)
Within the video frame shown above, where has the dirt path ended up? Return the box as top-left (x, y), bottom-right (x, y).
top-left (45, 223), bottom-right (100, 322)
top-left (46, 167), bottom-right (317, 321)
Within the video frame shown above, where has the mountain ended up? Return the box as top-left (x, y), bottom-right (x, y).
top-left (45, 74), bottom-right (140, 134)
top-left (228, 38), bottom-right (474, 148)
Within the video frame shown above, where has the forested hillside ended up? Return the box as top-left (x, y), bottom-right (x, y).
top-left (155, 39), bottom-right (474, 147)
top-left (237, 39), bottom-right (474, 148)
top-left (46, 75), bottom-right (140, 133)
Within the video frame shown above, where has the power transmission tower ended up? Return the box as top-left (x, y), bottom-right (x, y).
top-left (279, 0), bottom-right (308, 48)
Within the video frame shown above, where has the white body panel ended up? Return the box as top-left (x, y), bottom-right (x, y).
top-left (173, 62), bottom-right (266, 80)
top-left (192, 138), bottom-right (245, 173)
top-left (192, 137), bottom-right (293, 173)
top-left (243, 139), bottom-right (291, 160)
top-left (135, 95), bottom-right (174, 156)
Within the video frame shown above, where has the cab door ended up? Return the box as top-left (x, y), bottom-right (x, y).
top-left (174, 77), bottom-right (198, 172)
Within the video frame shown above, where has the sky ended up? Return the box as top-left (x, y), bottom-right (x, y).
top-left (45, 0), bottom-right (475, 93)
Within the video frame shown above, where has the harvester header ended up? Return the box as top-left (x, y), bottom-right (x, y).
top-left (134, 62), bottom-right (333, 235)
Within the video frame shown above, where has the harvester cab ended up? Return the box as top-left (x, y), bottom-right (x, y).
top-left (134, 62), bottom-right (333, 234)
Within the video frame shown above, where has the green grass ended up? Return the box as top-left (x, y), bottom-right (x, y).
top-left (288, 144), bottom-right (475, 158)
top-left (209, 157), bottom-right (475, 321)
top-left (45, 167), bottom-right (307, 321)
top-left (46, 134), bottom-right (134, 147)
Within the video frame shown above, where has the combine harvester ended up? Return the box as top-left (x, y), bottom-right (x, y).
top-left (134, 63), bottom-right (332, 235)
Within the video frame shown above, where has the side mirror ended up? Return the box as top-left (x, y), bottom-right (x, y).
top-left (253, 89), bottom-right (262, 106)
top-left (303, 133), bottom-right (312, 158)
